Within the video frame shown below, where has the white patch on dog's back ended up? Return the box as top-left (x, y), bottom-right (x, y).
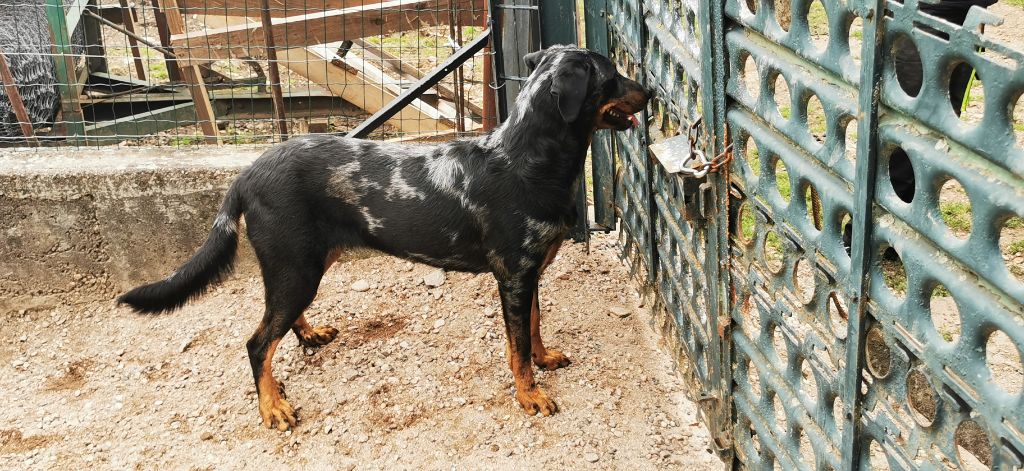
top-left (386, 165), bottom-right (427, 201)
top-left (425, 150), bottom-right (464, 194)
top-left (327, 161), bottom-right (362, 204)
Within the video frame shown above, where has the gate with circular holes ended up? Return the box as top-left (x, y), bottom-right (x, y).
top-left (582, 0), bottom-right (1024, 468)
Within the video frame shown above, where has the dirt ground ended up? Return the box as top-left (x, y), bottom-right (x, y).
top-left (0, 233), bottom-right (722, 470)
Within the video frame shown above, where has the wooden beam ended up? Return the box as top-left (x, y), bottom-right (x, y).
top-left (171, 0), bottom-right (485, 65)
top-left (259, 0), bottom-right (288, 137)
top-left (118, 0), bottom-right (148, 81)
top-left (281, 45), bottom-right (450, 134)
top-left (158, 0), bottom-right (220, 143)
top-left (180, 0), bottom-right (375, 17)
top-left (84, 102), bottom-right (197, 140)
top-left (355, 39), bottom-right (484, 119)
top-left (149, 0), bottom-right (182, 82)
top-left (199, 14), bottom-right (454, 133)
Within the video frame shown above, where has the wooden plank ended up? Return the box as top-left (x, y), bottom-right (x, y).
top-left (118, 0), bottom-right (148, 80)
top-left (280, 46), bottom-right (450, 134)
top-left (149, 0), bottom-right (182, 82)
top-left (259, 0), bottom-right (288, 137)
top-left (180, 0), bottom-right (374, 17)
top-left (355, 39), bottom-right (484, 119)
top-left (84, 102), bottom-right (197, 138)
top-left (200, 13), bottom-right (451, 133)
top-left (171, 0), bottom-right (485, 65)
top-left (158, 0), bottom-right (220, 143)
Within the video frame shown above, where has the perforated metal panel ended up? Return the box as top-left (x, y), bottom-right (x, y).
top-left (585, 0), bottom-right (1024, 468)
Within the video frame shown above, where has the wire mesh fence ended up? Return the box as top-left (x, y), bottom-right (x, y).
top-left (0, 0), bottom-right (496, 147)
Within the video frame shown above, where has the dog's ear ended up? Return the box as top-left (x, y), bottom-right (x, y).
top-left (523, 50), bottom-right (546, 73)
top-left (551, 57), bottom-right (591, 122)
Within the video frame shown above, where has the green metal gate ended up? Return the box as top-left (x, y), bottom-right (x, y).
top-left (583, 0), bottom-right (1024, 468)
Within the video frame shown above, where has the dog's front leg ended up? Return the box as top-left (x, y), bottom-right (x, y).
top-left (497, 274), bottom-right (558, 416)
top-left (531, 241), bottom-right (571, 370)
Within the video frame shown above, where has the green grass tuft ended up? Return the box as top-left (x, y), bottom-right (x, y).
top-left (940, 202), bottom-right (972, 233)
top-left (1008, 239), bottom-right (1024, 255)
top-left (741, 207), bottom-right (756, 241)
top-left (808, 1), bottom-right (829, 36)
top-left (881, 258), bottom-right (907, 295)
top-left (775, 163), bottom-right (791, 200)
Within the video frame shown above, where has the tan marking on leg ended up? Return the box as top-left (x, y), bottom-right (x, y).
top-left (508, 333), bottom-right (557, 416)
top-left (257, 338), bottom-right (296, 431)
top-left (532, 241), bottom-right (570, 370)
top-left (292, 314), bottom-right (339, 347)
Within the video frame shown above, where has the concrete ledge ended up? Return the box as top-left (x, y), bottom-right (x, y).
top-left (0, 146), bottom-right (267, 314)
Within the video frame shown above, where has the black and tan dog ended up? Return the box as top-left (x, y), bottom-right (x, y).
top-left (119, 46), bottom-right (649, 430)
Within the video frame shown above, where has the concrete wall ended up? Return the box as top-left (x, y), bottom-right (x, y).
top-left (0, 146), bottom-right (266, 314)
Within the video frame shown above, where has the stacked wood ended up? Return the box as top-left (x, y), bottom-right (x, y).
top-left (191, 0), bottom-right (487, 136)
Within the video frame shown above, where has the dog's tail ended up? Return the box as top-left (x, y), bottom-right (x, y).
top-left (117, 181), bottom-right (244, 314)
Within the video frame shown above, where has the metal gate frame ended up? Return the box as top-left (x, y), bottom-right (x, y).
top-left (583, 0), bottom-right (1024, 469)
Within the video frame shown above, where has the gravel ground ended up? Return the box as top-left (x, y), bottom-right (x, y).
top-left (0, 233), bottom-right (721, 470)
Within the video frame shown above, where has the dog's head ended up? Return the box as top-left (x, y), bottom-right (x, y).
top-left (522, 46), bottom-right (650, 131)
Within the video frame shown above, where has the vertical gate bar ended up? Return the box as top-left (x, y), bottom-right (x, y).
top-left (538, 0), bottom-right (577, 46)
top-left (487, 0), bottom-right (508, 121)
top-left (634, 1), bottom-right (656, 284)
top-left (583, 0), bottom-right (616, 230)
top-left (840, 0), bottom-right (887, 468)
top-left (697, 0), bottom-right (733, 462)
top-left (538, 0), bottom-right (588, 242)
top-left (46, 0), bottom-right (86, 143)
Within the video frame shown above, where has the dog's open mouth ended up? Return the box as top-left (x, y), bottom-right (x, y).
top-left (604, 106), bottom-right (640, 129)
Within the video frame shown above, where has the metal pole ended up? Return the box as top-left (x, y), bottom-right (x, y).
top-left (840, 0), bottom-right (888, 468)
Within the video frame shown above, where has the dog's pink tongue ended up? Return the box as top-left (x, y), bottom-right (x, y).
top-left (628, 113), bottom-right (639, 127)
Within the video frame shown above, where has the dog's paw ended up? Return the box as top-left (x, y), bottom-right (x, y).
top-left (297, 325), bottom-right (339, 348)
top-left (259, 392), bottom-right (297, 431)
top-left (515, 386), bottom-right (558, 416)
top-left (533, 348), bottom-right (571, 370)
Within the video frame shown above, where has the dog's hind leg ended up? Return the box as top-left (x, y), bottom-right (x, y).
top-left (497, 272), bottom-right (558, 416)
top-left (531, 241), bottom-right (571, 370)
top-left (292, 314), bottom-right (339, 347)
top-left (246, 254), bottom-right (324, 431)
top-left (289, 248), bottom-right (346, 347)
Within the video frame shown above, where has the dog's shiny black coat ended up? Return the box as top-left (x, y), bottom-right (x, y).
top-left (119, 46), bottom-right (649, 425)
